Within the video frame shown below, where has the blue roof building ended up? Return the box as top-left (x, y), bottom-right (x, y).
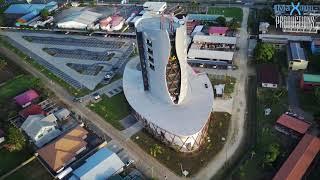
top-left (70, 147), bottom-right (125, 180)
top-left (4, 1), bottom-right (57, 14)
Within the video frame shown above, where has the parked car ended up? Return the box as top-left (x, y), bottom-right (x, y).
top-left (92, 93), bottom-right (101, 100)
top-left (125, 159), bottom-right (135, 167)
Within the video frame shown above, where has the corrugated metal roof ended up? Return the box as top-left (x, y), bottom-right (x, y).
top-left (73, 147), bottom-right (124, 179)
top-left (4, 1), bottom-right (57, 14)
top-left (188, 48), bottom-right (234, 61)
top-left (273, 134), bottom-right (320, 180)
top-left (303, 74), bottom-right (320, 83)
top-left (290, 42), bottom-right (306, 61)
top-left (58, 10), bottom-right (102, 25)
top-left (276, 114), bottom-right (310, 134)
top-left (193, 34), bottom-right (237, 44)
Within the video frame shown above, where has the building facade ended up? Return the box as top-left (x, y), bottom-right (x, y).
top-left (123, 15), bottom-right (214, 152)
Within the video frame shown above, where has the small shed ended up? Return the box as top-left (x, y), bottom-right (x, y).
top-left (14, 89), bottom-right (39, 108)
top-left (214, 84), bottom-right (225, 97)
top-left (54, 108), bottom-right (70, 121)
top-left (257, 64), bottom-right (279, 88)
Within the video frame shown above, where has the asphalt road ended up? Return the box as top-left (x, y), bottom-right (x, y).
top-left (0, 45), bottom-right (181, 180)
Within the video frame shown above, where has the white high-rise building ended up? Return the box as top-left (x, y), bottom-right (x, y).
top-left (123, 15), bottom-right (214, 152)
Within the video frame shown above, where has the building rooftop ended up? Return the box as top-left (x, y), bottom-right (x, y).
top-left (71, 147), bottom-right (124, 180)
top-left (19, 104), bottom-right (46, 119)
top-left (14, 89), bottom-right (39, 107)
top-left (4, 1), bottom-right (57, 14)
top-left (54, 108), bottom-right (70, 120)
top-left (37, 126), bottom-right (88, 172)
top-left (208, 26), bottom-right (229, 35)
top-left (193, 34), bottom-right (237, 45)
top-left (290, 42), bottom-right (307, 61)
top-left (188, 48), bottom-right (234, 61)
top-left (143, 2), bottom-right (167, 13)
top-left (123, 58), bottom-right (213, 136)
top-left (302, 74), bottom-right (320, 83)
top-left (273, 134), bottom-right (320, 180)
top-left (276, 114), bottom-right (311, 134)
top-left (187, 14), bottom-right (233, 22)
top-left (58, 10), bottom-right (102, 26)
top-left (257, 64), bottom-right (279, 84)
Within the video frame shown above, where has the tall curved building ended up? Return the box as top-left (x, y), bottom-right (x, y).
top-left (123, 15), bottom-right (214, 152)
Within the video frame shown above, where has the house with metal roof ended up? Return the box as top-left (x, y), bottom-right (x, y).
top-left (311, 39), bottom-right (320, 54)
top-left (257, 64), bottom-right (279, 88)
top-left (19, 104), bottom-right (46, 119)
top-left (275, 114), bottom-right (311, 136)
top-left (14, 89), bottom-right (39, 108)
top-left (37, 125), bottom-right (88, 173)
top-left (21, 114), bottom-right (62, 148)
top-left (287, 42), bottom-right (308, 70)
top-left (57, 10), bottom-right (102, 29)
top-left (300, 74), bottom-right (320, 90)
top-left (208, 26), bottom-right (229, 36)
top-left (273, 134), bottom-right (320, 180)
top-left (69, 147), bottom-right (125, 180)
top-left (143, 2), bottom-right (167, 14)
top-left (54, 108), bottom-right (70, 121)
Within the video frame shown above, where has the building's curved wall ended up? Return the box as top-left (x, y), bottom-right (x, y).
top-left (174, 24), bottom-right (188, 104)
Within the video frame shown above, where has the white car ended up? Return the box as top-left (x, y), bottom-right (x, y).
top-left (93, 93), bottom-right (101, 100)
top-left (125, 159), bottom-right (135, 167)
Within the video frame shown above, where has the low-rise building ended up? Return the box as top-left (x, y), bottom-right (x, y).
top-left (300, 74), bottom-right (320, 90)
top-left (208, 26), bottom-right (229, 36)
top-left (54, 108), bottom-right (70, 121)
top-left (275, 114), bottom-right (311, 136)
top-left (311, 39), bottom-right (320, 55)
top-left (273, 134), bottom-right (320, 180)
top-left (142, 1), bottom-right (167, 14)
top-left (287, 42), bottom-right (308, 71)
top-left (14, 89), bottom-right (39, 108)
top-left (37, 125), bottom-right (88, 173)
top-left (257, 64), bottom-right (279, 88)
top-left (21, 114), bottom-right (61, 147)
top-left (69, 147), bottom-right (125, 180)
top-left (19, 104), bottom-right (46, 119)
top-left (57, 10), bottom-right (102, 29)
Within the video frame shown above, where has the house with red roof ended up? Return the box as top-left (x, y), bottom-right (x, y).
top-left (208, 26), bottom-right (229, 36)
top-left (14, 89), bottom-right (39, 108)
top-left (275, 114), bottom-right (311, 136)
top-left (19, 104), bottom-right (46, 119)
top-left (273, 134), bottom-right (320, 180)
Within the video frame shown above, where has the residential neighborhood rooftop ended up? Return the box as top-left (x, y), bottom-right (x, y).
top-left (290, 42), bottom-right (307, 61)
top-left (273, 134), bottom-right (320, 180)
top-left (257, 64), bottom-right (279, 85)
top-left (193, 34), bottom-right (237, 45)
top-left (276, 114), bottom-right (311, 134)
top-left (302, 74), bottom-right (320, 83)
top-left (19, 104), bottom-right (46, 119)
top-left (37, 125), bottom-right (88, 172)
top-left (14, 89), bottom-right (39, 107)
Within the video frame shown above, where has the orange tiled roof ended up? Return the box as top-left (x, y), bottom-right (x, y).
top-left (273, 134), bottom-right (320, 180)
top-left (37, 126), bottom-right (88, 172)
top-left (276, 114), bottom-right (310, 134)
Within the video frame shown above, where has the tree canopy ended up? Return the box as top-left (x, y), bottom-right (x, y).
top-left (264, 143), bottom-right (280, 165)
top-left (5, 127), bottom-right (26, 152)
top-left (254, 42), bottom-right (276, 64)
top-left (40, 9), bottom-right (49, 20)
top-left (227, 19), bottom-right (240, 30)
top-left (0, 59), bottom-right (7, 71)
top-left (216, 16), bottom-right (226, 26)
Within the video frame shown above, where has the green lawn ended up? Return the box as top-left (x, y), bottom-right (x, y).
top-left (0, 37), bottom-right (90, 97)
top-left (5, 159), bottom-right (51, 180)
top-left (232, 88), bottom-right (297, 180)
top-left (0, 148), bottom-right (33, 176)
top-left (208, 75), bottom-right (236, 97)
top-left (0, 75), bottom-right (38, 104)
top-left (207, 7), bottom-right (243, 22)
top-left (88, 93), bottom-right (130, 130)
top-left (132, 112), bottom-right (231, 176)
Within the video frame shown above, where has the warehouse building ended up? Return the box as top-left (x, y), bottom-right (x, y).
top-left (57, 10), bottom-right (102, 29)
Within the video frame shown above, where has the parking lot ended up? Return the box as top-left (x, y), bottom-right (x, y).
top-left (3, 31), bottom-right (134, 90)
top-left (43, 48), bottom-right (115, 61)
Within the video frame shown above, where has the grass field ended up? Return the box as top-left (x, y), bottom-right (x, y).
top-left (0, 37), bottom-right (90, 97)
top-left (0, 75), bottom-right (38, 104)
top-left (5, 159), bottom-right (52, 180)
top-left (88, 93), bottom-right (130, 130)
top-left (232, 88), bottom-right (297, 180)
top-left (207, 7), bottom-right (243, 22)
top-left (132, 112), bottom-right (231, 176)
top-left (0, 148), bottom-right (33, 176)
